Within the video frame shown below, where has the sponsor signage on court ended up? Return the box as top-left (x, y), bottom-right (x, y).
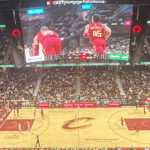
top-left (63, 103), bottom-right (95, 108)
top-left (108, 102), bottom-right (120, 107)
top-left (38, 103), bottom-right (49, 108)
top-left (62, 117), bottom-right (95, 129)
top-left (109, 54), bottom-right (129, 61)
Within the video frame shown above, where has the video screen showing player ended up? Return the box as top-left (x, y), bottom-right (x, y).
top-left (83, 14), bottom-right (111, 54)
top-left (32, 26), bottom-right (61, 60)
top-left (20, 4), bottom-right (133, 63)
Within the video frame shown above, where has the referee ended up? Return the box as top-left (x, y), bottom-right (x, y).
top-left (35, 135), bottom-right (40, 147)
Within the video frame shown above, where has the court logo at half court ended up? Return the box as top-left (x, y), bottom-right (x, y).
top-left (62, 117), bottom-right (95, 130)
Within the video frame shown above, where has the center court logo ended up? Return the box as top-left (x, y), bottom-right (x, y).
top-left (62, 117), bottom-right (94, 130)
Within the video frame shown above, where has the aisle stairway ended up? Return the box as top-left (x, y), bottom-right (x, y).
top-left (116, 75), bottom-right (126, 96)
top-left (75, 74), bottom-right (81, 100)
top-left (33, 71), bottom-right (42, 97)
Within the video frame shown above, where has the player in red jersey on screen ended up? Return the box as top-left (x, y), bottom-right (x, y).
top-left (83, 14), bottom-right (111, 54)
top-left (32, 26), bottom-right (62, 56)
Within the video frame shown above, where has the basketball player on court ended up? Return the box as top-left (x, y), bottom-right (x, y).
top-left (144, 106), bottom-right (146, 114)
top-left (133, 123), bottom-right (139, 133)
top-left (75, 114), bottom-right (77, 124)
top-left (14, 108), bottom-right (16, 118)
top-left (121, 117), bottom-right (124, 126)
top-left (27, 121), bottom-right (31, 131)
top-left (83, 14), bottom-right (111, 57)
top-left (32, 26), bottom-right (62, 60)
top-left (19, 122), bottom-right (22, 131)
top-left (41, 109), bottom-right (44, 119)
top-left (35, 135), bottom-right (40, 147)
top-left (34, 109), bottom-right (36, 120)
top-left (17, 107), bottom-right (19, 117)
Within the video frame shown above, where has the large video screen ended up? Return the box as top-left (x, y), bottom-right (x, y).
top-left (20, 3), bottom-right (133, 64)
top-left (0, 12), bottom-right (9, 65)
top-left (141, 14), bottom-right (150, 62)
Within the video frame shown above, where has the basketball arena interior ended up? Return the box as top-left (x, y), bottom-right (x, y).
top-left (0, 0), bottom-right (150, 149)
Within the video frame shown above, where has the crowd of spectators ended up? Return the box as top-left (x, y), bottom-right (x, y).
top-left (38, 68), bottom-right (76, 106)
top-left (79, 69), bottom-right (121, 106)
top-left (0, 68), bottom-right (39, 101)
top-left (105, 37), bottom-right (129, 54)
top-left (119, 70), bottom-right (150, 105)
top-left (0, 66), bottom-right (149, 108)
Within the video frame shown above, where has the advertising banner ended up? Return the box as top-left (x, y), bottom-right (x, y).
top-left (109, 54), bottom-right (129, 61)
top-left (108, 102), bottom-right (121, 107)
top-left (38, 103), bottom-right (49, 108)
top-left (63, 103), bottom-right (95, 108)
